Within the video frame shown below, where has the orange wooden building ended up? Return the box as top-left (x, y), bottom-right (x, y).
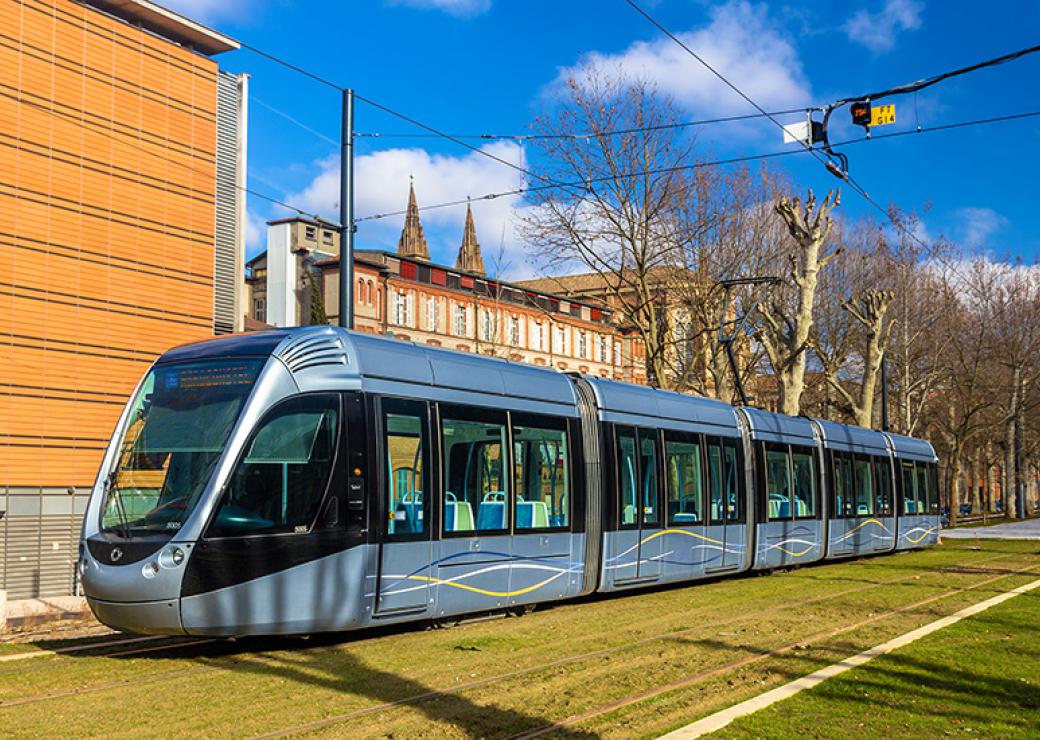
top-left (0, 0), bottom-right (246, 598)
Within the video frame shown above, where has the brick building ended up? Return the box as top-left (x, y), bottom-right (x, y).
top-left (248, 184), bottom-right (645, 382)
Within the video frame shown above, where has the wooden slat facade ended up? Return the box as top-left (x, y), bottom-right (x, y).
top-left (0, 0), bottom-right (225, 598)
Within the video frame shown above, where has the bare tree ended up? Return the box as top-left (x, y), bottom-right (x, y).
top-left (521, 70), bottom-right (697, 389)
top-left (756, 188), bottom-right (841, 416)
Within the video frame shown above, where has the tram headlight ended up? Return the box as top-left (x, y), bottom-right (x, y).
top-left (158, 546), bottom-right (186, 569)
top-left (142, 561), bottom-right (160, 579)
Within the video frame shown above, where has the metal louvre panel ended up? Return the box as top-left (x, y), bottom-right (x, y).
top-left (214, 72), bottom-right (242, 335)
top-left (37, 515), bottom-right (79, 596)
top-left (1, 514), bottom-right (80, 599)
top-left (3, 516), bottom-right (42, 600)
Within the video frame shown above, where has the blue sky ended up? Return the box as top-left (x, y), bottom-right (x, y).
top-left (167, 0), bottom-right (1040, 275)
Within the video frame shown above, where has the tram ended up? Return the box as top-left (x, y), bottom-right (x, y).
top-left (79, 326), bottom-right (941, 636)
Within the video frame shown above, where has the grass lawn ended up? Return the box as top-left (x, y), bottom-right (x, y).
top-left (0, 540), bottom-right (1038, 738)
top-left (713, 580), bottom-right (1040, 739)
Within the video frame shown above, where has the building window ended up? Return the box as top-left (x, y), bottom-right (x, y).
top-left (304, 225), bottom-right (316, 240)
top-left (613, 340), bottom-right (622, 364)
top-left (508, 315), bottom-right (521, 346)
top-left (481, 307), bottom-right (495, 342)
top-left (597, 336), bottom-right (607, 363)
top-left (425, 296), bottom-right (439, 332)
top-left (253, 297), bottom-right (266, 321)
top-left (453, 304), bottom-right (469, 337)
top-left (322, 230), bottom-right (333, 245)
top-left (393, 290), bottom-right (413, 327)
top-left (554, 325), bottom-right (567, 355)
top-left (533, 321), bottom-right (545, 351)
top-left (577, 331), bottom-right (588, 359)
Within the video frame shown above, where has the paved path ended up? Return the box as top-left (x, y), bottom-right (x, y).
top-left (942, 518), bottom-right (1040, 540)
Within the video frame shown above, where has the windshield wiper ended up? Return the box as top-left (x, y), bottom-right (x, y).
top-left (104, 469), bottom-right (133, 540)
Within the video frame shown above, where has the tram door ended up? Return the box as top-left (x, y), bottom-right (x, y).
top-left (611, 427), bottom-right (662, 582)
top-left (375, 398), bottom-right (433, 615)
top-left (707, 437), bottom-right (743, 571)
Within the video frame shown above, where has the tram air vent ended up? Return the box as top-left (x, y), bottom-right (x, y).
top-left (280, 334), bottom-right (348, 373)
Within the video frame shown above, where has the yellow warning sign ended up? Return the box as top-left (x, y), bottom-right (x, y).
top-left (870, 104), bottom-right (896, 127)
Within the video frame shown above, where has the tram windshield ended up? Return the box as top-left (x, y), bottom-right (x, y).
top-left (100, 359), bottom-right (264, 537)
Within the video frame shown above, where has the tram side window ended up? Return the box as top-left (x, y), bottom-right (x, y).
top-left (875, 458), bottom-right (893, 516)
top-left (513, 420), bottom-right (569, 530)
top-left (723, 439), bottom-right (742, 521)
top-left (901, 460), bottom-right (918, 514)
top-left (617, 428), bottom-right (638, 526)
top-left (209, 394), bottom-right (339, 538)
top-left (854, 457), bottom-right (875, 516)
top-left (708, 439), bottom-right (724, 524)
top-left (665, 433), bottom-right (703, 525)
top-left (384, 400), bottom-right (429, 537)
top-left (639, 430), bottom-right (660, 526)
top-left (442, 412), bottom-right (509, 533)
top-left (832, 453), bottom-right (854, 517)
top-left (765, 445), bottom-right (792, 521)
top-left (792, 448), bottom-right (816, 518)
top-left (916, 462), bottom-right (938, 516)
top-left (707, 437), bottom-right (742, 523)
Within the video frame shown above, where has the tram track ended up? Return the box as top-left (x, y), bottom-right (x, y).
top-left (246, 551), bottom-right (1026, 739)
top-left (0, 551), bottom-right (1025, 722)
top-left (510, 560), bottom-right (1040, 739)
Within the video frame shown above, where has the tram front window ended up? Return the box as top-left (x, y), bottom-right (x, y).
top-left (100, 359), bottom-right (263, 537)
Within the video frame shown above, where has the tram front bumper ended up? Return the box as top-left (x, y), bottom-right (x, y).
top-left (86, 597), bottom-right (185, 636)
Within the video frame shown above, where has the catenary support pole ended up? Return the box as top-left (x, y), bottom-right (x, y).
top-left (338, 89), bottom-right (355, 329)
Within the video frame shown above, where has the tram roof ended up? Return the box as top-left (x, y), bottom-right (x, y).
top-left (160, 326), bottom-right (581, 415)
top-left (739, 408), bottom-right (816, 445)
top-left (580, 377), bottom-right (740, 437)
top-left (813, 419), bottom-right (890, 455)
top-left (884, 431), bottom-right (938, 462)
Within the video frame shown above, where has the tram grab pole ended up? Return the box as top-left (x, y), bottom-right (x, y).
top-left (338, 89), bottom-right (355, 329)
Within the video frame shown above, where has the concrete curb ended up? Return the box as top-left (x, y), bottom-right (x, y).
top-left (3, 596), bottom-right (91, 632)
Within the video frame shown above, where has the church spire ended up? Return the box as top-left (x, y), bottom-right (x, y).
top-left (397, 178), bottom-right (430, 260)
top-left (455, 202), bottom-right (486, 275)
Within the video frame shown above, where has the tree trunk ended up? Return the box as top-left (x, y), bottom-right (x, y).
top-left (948, 451), bottom-right (962, 527)
top-left (970, 447), bottom-right (982, 515)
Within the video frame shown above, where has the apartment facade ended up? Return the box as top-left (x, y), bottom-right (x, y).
top-left (251, 185), bottom-right (646, 383)
top-left (0, 0), bottom-right (247, 598)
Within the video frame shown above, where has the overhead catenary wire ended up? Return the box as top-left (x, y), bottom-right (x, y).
top-left (355, 109), bottom-right (1040, 222)
top-left (353, 107), bottom-right (809, 141)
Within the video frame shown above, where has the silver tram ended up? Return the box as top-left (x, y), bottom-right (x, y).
top-left (79, 327), bottom-right (941, 636)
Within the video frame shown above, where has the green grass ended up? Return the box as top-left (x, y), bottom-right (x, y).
top-left (0, 541), bottom-right (1037, 738)
top-left (713, 581), bottom-right (1040, 739)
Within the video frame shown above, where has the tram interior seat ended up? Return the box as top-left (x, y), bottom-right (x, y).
top-left (668, 499), bottom-right (700, 524)
top-left (857, 503), bottom-right (870, 515)
top-left (516, 500), bottom-right (550, 529)
top-left (623, 504), bottom-right (636, 525)
top-left (477, 492), bottom-right (507, 530)
top-left (768, 494), bottom-right (791, 519)
top-left (443, 492), bottom-right (474, 532)
top-left (394, 491), bottom-right (423, 533)
top-left (795, 500), bottom-right (809, 517)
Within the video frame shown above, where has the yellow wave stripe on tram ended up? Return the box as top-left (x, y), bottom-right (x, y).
top-left (641, 528), bottom-right (726, 546)
top-left (403, 573), bottom-right (564, 598)
top-left (904, 527), bottom-right (937, 544)
top-left (769, 542), bottom-right (817, 557)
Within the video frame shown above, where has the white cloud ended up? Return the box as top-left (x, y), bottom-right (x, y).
top-left (159, 0), bottom-right (250, 25)
top-left (553, 1), bottom-right (811, 116)
top-left (244, 209), bottom-right (267, 260)
top-left (955, 207), bottom-right (1007, 248)
top-left (843, 0), bottom-right (923, 54)
top-left (385, 0), bottom-right (491, 18)
top-left (285, 142), bottom-right (539, 279)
